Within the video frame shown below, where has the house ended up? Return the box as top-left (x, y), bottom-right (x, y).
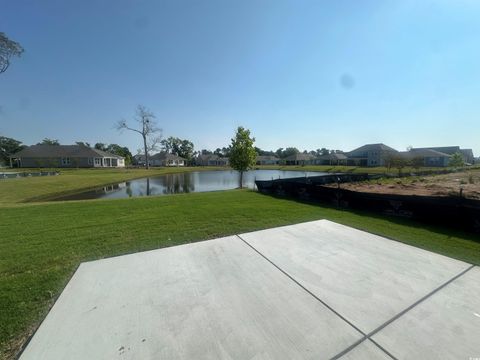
top-left (132, 154), bottom-right (148, 166)
top-left (150, 152), bottom-right (185, 167)
top-left (196, 154), bottom-right (229, 166)
top-left (256, 155), bottom-right (280, 165)
top-left (399, 149), bottom-right (451, 167)
top-left (10, 145), bottom-right (125, 168)
top-left (282, 153), bottom-right (316, 166)
top-left (410, 146), bottom-right (475, 165)
top-left (460, 149), bottom-right (474, 164)
top-left (314, 153), bottom-right (348, 166)
top-left (346, 143), bottom-right (398, 167)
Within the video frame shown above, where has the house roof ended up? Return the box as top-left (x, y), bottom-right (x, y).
top-left (348, 143), bottom-right (398, 154)
top-left (460, 149), bottom-right (474, 157)
top-left (411, 146), bottom-right (460, 155)
top-left (11, 145), bottom-right (124, 159)
top-left (283, 153), bottom-right (315, 161)
top-left (196, 154), bottom-right (228, 161)
top-left (317, 153), bottom-right (348, 160)
top-left (400, 149), bottom-right (451, 158)
top-left (256, 155), bottom-right (279, 161)
top-left (150, 152), bottom-right (185, 161)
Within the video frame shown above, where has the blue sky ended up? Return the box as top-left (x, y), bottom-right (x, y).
top-left (1, 0), bottom-right (479, 155)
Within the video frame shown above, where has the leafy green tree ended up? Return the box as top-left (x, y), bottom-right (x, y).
top-left (0, 32), bottom-right (24, 74)
top-left (411, 156), bottom-right (424, 169)
top-left (319, 148), bottom-right (329, 156)
top-left (449, 152), bottom-right (464, 167)
top-left (37, 138), bottom-right (60, 146)
top-left (161, 137), bottom-right (195, 161)
top-left (95, 143), bottom-right (132, 164)
top-left (106, 144), bottom-right (133, 165)
top-left (390, 155), bottom-right (409, 175)
top-left (94, 143), bottom-right (108, 151)
top-left (275, 147), bottom-right (299, 158)
top-left (76, 141), bottom-right (91, 148)
top-left (0, 136), bottom-right (25, 165)
top-left (254, 147), bottom-right (275, 156)
top-left (283, 147), bottom-right (300, 158)
top-left (229, 126), bottom-right (256, 188)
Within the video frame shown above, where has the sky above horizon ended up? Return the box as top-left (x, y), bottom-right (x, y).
top-left (1, 0), bottom-right (479, 155)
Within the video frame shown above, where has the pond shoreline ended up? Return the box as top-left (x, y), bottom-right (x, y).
top-left (50, 170), bottom-right (328, 202)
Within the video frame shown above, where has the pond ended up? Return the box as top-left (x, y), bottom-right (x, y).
top-left (54, 170), bottom-right (326, 201)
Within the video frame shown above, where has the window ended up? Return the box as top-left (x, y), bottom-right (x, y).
top-left (61, 157), bottom-right (70, 165)
top-left (94, 158), bottom-right (102, 166)
top-left (88, 158), bottom-right (93, 165)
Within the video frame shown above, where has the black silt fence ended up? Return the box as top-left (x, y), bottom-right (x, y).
top-left (256, 175), bottom-right (480, 233)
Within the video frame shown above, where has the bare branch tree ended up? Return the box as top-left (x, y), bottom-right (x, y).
top-left (0, 32), bottom-right (24, 74)
top-left (116, 105), bottom-right (162, 169)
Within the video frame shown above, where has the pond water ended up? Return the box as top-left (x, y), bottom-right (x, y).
top-left (54, 170), bottom-right (326, 201)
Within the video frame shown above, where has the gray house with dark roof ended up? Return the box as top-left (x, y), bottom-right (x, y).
top-left (411, 146), bottom-right (475, 165)
top-left (196, 154), bottom-right (229, 166)
top-left (346, 143), bottom-right (398, 167)
top-left (314, 153), bottom-right (347, 166)
top-left (282, 153), bottom-right (316, 165)
top-left (10, 145), bottom-right (125, 168)
top-left (400, 149), bottom-right (451, 167)
top-left (256, 155), bottom-right (280, 165)
top-left (150, 152), bottom-right (185, 167)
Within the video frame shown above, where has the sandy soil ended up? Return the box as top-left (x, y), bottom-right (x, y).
top-left (328, 169), bottom-right (480, 200)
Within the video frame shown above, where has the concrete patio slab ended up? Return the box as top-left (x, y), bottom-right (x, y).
top-left (20, 235), bottom-right (363, 360)
top-left (372, 266), bottom-right (480, 360)
top-left (338, 340), bottom-right (392, 360)
top-left (239, 220), bottom-right (471, 333)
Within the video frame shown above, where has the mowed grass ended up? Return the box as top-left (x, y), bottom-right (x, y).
top-left (1, 190), bottom-right (479, 359)
top-left (0, 167), bottom-right (224, 205)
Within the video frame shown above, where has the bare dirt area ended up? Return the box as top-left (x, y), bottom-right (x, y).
top-left (331, 169), bottom-right (480, 200)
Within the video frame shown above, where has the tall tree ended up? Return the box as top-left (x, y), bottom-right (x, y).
top-left (229, 126), bottom-right (256, 188)
top-left (94, 143), bottom-right (108, 151)
top-left (0, 136), bottom-right (25, 165)
top-left (116, 105), bottom-right (162, 169)
top-left (0, 32), bottom-right (24, 74)
top-left (37, 138), bottom-right (60, 146)
top-left (106, 144), bottom-right (133, 165)
top-left (282, 147), bottom-right (300, 158)
top-left (161, 137), bottom-right (195, 161)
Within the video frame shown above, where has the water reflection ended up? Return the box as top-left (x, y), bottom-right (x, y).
top-left (54, 170), bottom-right (325, 201)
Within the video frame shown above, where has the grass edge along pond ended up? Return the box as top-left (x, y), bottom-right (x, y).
top-left (1, 190), bottom-right (479, 359)
top-left (0, 165), bottom-right (468, 205)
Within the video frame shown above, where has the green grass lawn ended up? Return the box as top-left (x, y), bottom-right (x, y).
top-left (1, 190), bottom-right (479, 359)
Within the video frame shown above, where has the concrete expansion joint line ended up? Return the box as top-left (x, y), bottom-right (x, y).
top-left (236, 234), bottom-right (476, 360)
top-left (235, 234), bottom-right (366, 335)
top-left (366, 264), bottom-right (476, 339)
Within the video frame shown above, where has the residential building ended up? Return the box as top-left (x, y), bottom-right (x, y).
top-left (411, 146), bottom-right (474, 165)
top-left (346, 143), bottom-right (398, 167)
top-left (314, 153), bottom-right (348, 166)
top-left (282, 153), bottom-right (316, 165)
top-left (150, 152), bottom-right (185, 167)
top-left (399, 149), bottom-right (451, 167)
top-left (256, 155), bottom-right (280, 165)
top-left (10, 145), bottom-right (125, 168)
top-left (132, 154), bottom-right (148, 166)
top-left (196, 154), bottom-right (229, 166)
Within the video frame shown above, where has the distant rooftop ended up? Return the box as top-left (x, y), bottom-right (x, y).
top-left (11, 145), bottom-right (124, 159)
